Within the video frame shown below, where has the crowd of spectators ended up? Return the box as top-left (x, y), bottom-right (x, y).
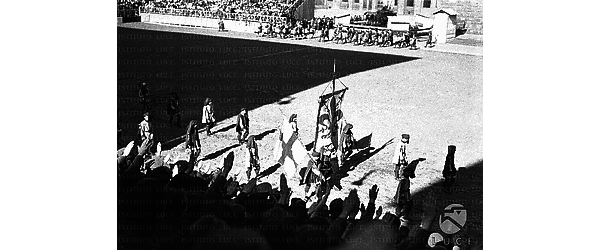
top-left (141, 0), bottom-right (293, 17)
top-left (118, 0), bottom-right (297, 18)
top-left (117, 134), bottom-right (476, 250)
top-left (117, 0), bottom-right (145, 17)
top-left (122, 0), bottom-right (436, 49)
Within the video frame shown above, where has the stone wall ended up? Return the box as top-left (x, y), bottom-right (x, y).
top-left (438, 0), bottom-right (482, 34)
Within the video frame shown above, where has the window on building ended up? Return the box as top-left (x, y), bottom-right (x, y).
top-left (423, 0), bottom-right (431, 8)
top-left (395, 0), bottom-right (398, 5)
top-left (355, 0), bottom-right (360, 3)
top-left (406, 0), bottom-right (414, 7)
top-left (342, 0), bottom-right (348, 2)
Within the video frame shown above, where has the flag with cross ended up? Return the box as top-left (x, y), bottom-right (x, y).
top-left (273, 118), bottom-right (309, 179)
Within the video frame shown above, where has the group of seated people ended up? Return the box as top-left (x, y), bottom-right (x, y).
top-left (117, 0), bottom-right (145, 9)
top-left (117, 0), bottom-right (145, 17)
top-left (117, 135), bottom-right (475, 250)
top-left (141, 0), bottom-right (292, 17)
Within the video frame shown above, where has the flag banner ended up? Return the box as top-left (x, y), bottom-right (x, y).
top-left (273, 118), bottom-right (308, 178)
top-left (313, 88), bottom-right (347, 155)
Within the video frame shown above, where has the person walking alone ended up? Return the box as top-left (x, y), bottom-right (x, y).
top-left (202, 98), bottom-right (215, 135)
top-left (236, 108), bottom-right (249, 145)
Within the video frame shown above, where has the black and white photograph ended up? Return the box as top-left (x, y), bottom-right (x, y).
top-left (117, 0), bottom-right (483, 249)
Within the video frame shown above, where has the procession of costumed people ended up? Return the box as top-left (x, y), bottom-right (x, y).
top-left (118, 76), bottom-right (476, 250)
top-left (123, 79), bottom-right (440, 207)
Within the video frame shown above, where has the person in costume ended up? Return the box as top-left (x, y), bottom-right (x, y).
top-left (167, 92), bottom-right (181, 127)
top-left (202, 98), bottom-right (215, 135)
top-left (236, 108), bottom-right (249, 145)
top-left (245, 135), bottom-right (260, 180)
top-left (185, 120), bottom-right (201, 157)
top-left (138, 82), bottom-right (151, 112)
top-left (338, 123), bottom-right (356, 165)
top-left (392, 134), bottom-right (410, 180)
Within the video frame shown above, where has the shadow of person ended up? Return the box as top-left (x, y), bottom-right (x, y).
top-left (350, 169), bottom-right (376, 186)
top-left (201, 144), bottom-right (239, 161)
top-left (211, 124), bottom-right (236, 135)
top-left (406, 158), bottom-right (426, 176)
top-left (257, 163), bottom-right (282, 179)
top-left (355, 133), bottom-right (373, 150)
top-left (253, 128), bottom-right (277, 141)
top-left (329, 138), bottom-right (395, 189)
top-left (344, 138), bottom-right (395, 171)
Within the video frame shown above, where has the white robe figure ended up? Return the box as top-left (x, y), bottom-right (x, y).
top-left (273, 116), bottom-right (307, 179)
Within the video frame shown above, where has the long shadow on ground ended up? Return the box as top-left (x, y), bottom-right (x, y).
top-left (118, 27), bottom-right (420, 144)
top-left (330, 137), bottom-right (395, 189)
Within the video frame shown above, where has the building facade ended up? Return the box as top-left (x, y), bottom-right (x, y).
top-left (316, 0), bottom-right (482, 34)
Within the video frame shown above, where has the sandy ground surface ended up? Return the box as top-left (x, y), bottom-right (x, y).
top-left (117, 22), bottom-right (483, 241)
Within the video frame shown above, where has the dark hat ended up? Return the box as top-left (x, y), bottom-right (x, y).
top-left (319, 114), bottom-right (330, 124)
top-left (289, 114), bottom-right (297, 122)
top-left (343, 123), bottom-right (353, 134)
top-left (401, 134), bottom-right (410, 143)
top-left (448, 145), bottom-right (456, 151)
top-left (143, 112), bottom-right (150, 117)
top-left (241, 107), bottom-right (247, 112)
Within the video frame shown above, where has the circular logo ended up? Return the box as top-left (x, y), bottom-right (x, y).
top-left (439, 204), bottom-right (467, 234)
top-left (428, 232), bottom-right (444, 247)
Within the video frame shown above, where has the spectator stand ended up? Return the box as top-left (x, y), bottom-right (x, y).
top-left (140, 6), bottom-right (287, 33)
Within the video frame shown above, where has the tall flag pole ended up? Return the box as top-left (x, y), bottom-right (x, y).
top-left (332, 59), bottom-right (336, 104)
top-left (331, 59), bottom-right (338, 150)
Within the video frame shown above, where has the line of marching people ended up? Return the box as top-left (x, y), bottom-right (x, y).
top-left (256, 20), bottom-right (437, 50)
top-left (326, 25), bottom-right (437, 49)
top-left (255, 17), bottom-right (334, 40)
